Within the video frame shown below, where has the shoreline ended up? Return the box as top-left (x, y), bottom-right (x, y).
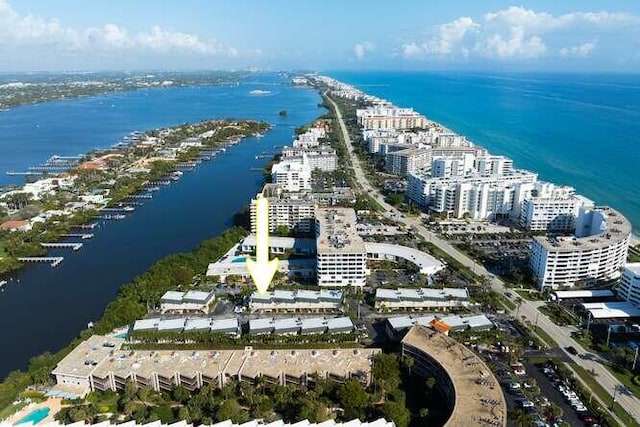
top-left (323, 73), bottom-right (640, 242)
top-left (0, 119), bottom-right (269, 278)
top-left (326, 72), bottom-right (640, 237)
top-left (0, 77), bottom-right (325, 411)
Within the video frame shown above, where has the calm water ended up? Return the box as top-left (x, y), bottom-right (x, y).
top-left (329, 71), bottom-right (640, 234)
top-left (0, 74), bottom-right (323, 378)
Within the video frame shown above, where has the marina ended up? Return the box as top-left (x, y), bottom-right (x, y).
top-left (0, 73), bottom-right (324, 379)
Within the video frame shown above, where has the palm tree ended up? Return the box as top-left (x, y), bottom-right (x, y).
top-left (403, 355), bottom-right (414, 375)
top-left (514, 297), bottom-right (523, 317)
top-left (510, 409), bottom-right (532, 427)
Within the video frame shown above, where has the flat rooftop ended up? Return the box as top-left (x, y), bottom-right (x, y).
top-left (550, 289), bottom-right (615, 300)
top-left (316, 207), bottom-right (365, 254)
top-left (52, 335), bottom-right (125, 379)
top-left (57, 335), bottom-right (380, 385)
top-left (376, 287), bottom-right (469, 302)
top-left (402, 325), bottom-right (506, 426)
top-left (582, 302), bottom-right (640, 319)
top-left (364, 242), bottom-right (444, 275)
top-left (534, 206), bottom-right (631, 252)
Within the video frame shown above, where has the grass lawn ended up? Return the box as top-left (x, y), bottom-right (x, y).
top-left (495, 293), bottom-right (516, 311)
top-left (0, 401), bottom-right (28, 422)
top-left (569, 363), bottom-right (639, 427)
top-left (606, 364), bottom-right (640, 399)
top-left (533, 326), bottom-right (556, 348)
top-left (514, 289), bottom-right (542, 301)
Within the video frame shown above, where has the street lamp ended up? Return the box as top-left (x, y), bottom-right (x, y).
top-left (610, 385), bottom-right (626, 410)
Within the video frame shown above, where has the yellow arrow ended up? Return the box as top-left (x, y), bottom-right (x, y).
top-left (246, 195), bottom-right (279, 294)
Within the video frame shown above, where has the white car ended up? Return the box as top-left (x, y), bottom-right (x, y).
top-left (521, 400), bottom-right (534, 408)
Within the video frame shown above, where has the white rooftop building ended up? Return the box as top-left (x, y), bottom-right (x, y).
top-left (315, 208), bottom-right (367, 287)
top-left (159, 290), bottom-right (215, 314)
top-left (618, 263), bottom-right (640, 308)
top-left (375, 287), bottom-right (470, 311)
top-left (249, 289), bottom-right (344, 313)
top-left (248, 316), bottom-right (354, 335)
top-left (271, 156), bottom-right (312, 192)
top-left (530, 206), bottom-right (631, 289)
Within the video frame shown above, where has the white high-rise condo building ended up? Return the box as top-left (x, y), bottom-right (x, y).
top-left (250, 184), bottom-right (315, 234)
top-left (315, 208), bottom-right (367, 287)
top-left (281, 146), bottom-right (338, 172)
top-left (356, 106), bottom-right (428, 130)
top-left (385, 148), bottom-right (430, 176)
top-left (617, 264), bottom-right (640, 308)
top-left (530, 206), bottom-right (631, 289)
top-left (406, 169), bottom-right (537, 220)
top-left (271, 156), bottom-right (312, 192)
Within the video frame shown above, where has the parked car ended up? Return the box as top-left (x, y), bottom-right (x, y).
top-left (508, 381), bottom-right (521, 390)
top-left (565, 345), bottom-right (579, 355)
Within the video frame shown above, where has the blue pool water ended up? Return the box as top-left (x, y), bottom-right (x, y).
top-left (232, 257), bottom-right (247, 263)
top-left (15, 407), bottom-right (50, 425)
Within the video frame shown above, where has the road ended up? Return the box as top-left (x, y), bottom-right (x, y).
top-left (326, 94), bottom-right (640, 423)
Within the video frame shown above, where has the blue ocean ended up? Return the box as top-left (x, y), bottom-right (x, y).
top-left (329, 71), bottom-right (640, 235)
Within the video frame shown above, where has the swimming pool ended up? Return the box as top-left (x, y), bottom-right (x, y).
top-left (15, 407), bottom-right (50, 425)
top-left (231, 257), bottom-right (247, 263)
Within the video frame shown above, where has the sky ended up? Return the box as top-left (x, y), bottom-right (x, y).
top-left (1, 0), bottom-right (640, 72)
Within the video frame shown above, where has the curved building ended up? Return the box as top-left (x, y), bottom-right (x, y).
top-left (401, 325), bottom-right (507, 427)
top-left (530, 206), bottom-right (631, 289)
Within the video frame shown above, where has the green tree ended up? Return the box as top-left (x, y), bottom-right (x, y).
top-left (380, 401), bottom-right (410, 427)
top-left (216, 399), bottom-right (249, 423)
top-left (337, 379), bottom-right (369, 420)
top-left (372, 354), bottom-right (401, 393)
top-left (510, 409), bottom-right (532, 427)
top-left (172, 385), bottom-right (191, 403)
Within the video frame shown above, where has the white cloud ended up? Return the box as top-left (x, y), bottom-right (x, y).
top-left (354, 41), bottom-right (375, 60)
top-left (477, 27), bottom-right (547, 59)
top-left (0, 0), bottom-right (240, 57)
top-left (559, 41), bottom-right (597, 58)
top-left (401, 6), bottom-right (639, 61)
top-left (402, 17), bottom-right (476, 58)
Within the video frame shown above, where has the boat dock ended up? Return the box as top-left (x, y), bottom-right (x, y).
top-left (5, 171), bottom-right (44, 176)
top-left (41, 242), bottom-right (83, 251)
top-left (101, 207), bottom-right (135, 212)
top-left (101, 214), bottom-right (126, 220)
top-left (17, 257), bottom-right (64, 267)
top-left (78, 223), bottom-right (98, 229)
top-left (126, 194), bottom-right (153, 199)
top-left (61, 233), bottom-right (94, 239)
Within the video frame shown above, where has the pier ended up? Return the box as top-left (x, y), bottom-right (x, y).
top-left (61, 233), bottom-right (94, 239)
top-left (101, 207), bottom-right (135, 212)
top-left (6, 171), bottom-right (44, 176)
top-left (78, 223), bottom-right (98, 229)
top-left (126, 194), bottom-right (153, 199)
top-left (41, 242), bottom-right (83, 251)
top-left (101, 214), bottom-right (126, 220)
top-left (17, 257), bottom-right (64, 267)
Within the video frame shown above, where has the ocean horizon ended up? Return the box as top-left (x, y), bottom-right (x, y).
top-left (327, 71), bottom-right (640, 237)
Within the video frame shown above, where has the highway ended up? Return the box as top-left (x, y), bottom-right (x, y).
top-left (326, 94), bottom-right (640, 423)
